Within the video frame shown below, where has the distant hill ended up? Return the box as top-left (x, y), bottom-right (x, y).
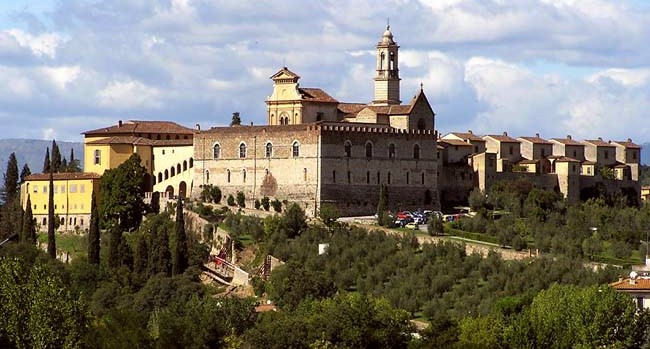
top-left (0, 139), bottom-right (84, 177)
top-left (642, 142), bottom-right (650, 165)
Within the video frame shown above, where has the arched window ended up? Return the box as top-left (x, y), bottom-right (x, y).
top-left (265, 142), bottom-right (273, 158)
top-left (292, 141), bottom-right (300, 157)
top-left (171, 166), bottom-right (175, 176)
top-left (406, 171), bottom-right (410, 184)
top-left (189, 158), bottom-right (194, 168)
top-left (413, 144), bottom-right (420, 160)
top-left (366, 171), bottom-right (370, 184)
top-left (242, 169), bottom-right (247, 183)
top-left (380, 52), bottom-right (385, 70)
top-left (206, 170), bottom-right (210, 182)
top-left (239, 143), bottom-right (247, 158)
top-left (365, 142), bottom-right (373, 158)
top-left (227, 169), bottom-right (231, 183)
top-left (164, 170), bottom-right (169, 180)
top-left (388, 143), bottom-right (395, 159)
top-left (213, 144), bottom-right (220, 159)
top-left (183, 161), bottom-right (187, 171)
top-left (177, 164), bottom-right (181, 174)
top-left (344, 141), bottom-right (352, 157)
top-left (158, 173), bottom-right (163, 183)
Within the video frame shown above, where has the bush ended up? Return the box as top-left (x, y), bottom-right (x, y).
top-left (227, 194), bottom-right (235, 206)
top-left (236, 191), bottom-right (246, 208)
top-left (254, 199), bottom-right (261, 210)
top-left (261, 196), bottom-right (270, 211)
top-left (271, 199), bottom-right (282, 212)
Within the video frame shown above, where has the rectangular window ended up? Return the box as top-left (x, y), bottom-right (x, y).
top-left (94, 149), bottom-right (101, 165)
top-left (347, 171), bottom-right (351, 184)
top-left (61, 185), bottom-right (65, 193)
top-left (633, 151), bottom-right (637, 160)
top-left (332, 170), bottom-right (336, 183)
top-left (33, 186), bottom-right (38, 193)
top-left (604, 150), bottom-right (608, 159)
top-left (316, 112), bottom-right (324, 121)
top-left (509, 146), bottom-right (513, 155)
top-left (54, 186), bottom-right (58, 194)
top-left (80, 184), bottom-right (85, 193)
top-left (69, 184), bottom-right (77, 193)
top-left (43, 186), bottom-right (47, 193)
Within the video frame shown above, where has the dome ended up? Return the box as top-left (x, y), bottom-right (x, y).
top-left (381, 25), bottom-right (394, 45)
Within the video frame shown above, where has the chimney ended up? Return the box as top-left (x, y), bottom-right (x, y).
top-left (118, 120), bottom-right (122, 127)
top-left (535, 133), bottom-right (540, 138)
top-left (250, 122), bottom-right (254, 126)
top-left (618, 275), bottom-right (624, 283)
top-left (598, 137), bottom-right (603, 141)
top-left (503, 131), bottom-right (508, 136)
top-left (468, 130), bottom-right (473, 134)
top-left (195, 124), bottom-right (200, 131)
top-left (567, 135), bottom-right (572, 140)
top-left (628, 138), bottom-right (632, 143)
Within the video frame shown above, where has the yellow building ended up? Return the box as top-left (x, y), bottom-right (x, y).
top-left (20, 172), bottom-right (101, 232)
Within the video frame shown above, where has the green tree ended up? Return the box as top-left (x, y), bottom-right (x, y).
top-left (42, 147), bottom-right (50, 173)
top-left (236, 191), bottom-right (246, 207)
top-left (427, 214), bottom-right (444, 236)
top-left (157, 221), bottom-right (172, 276)
top-left (172, 197), bottom-right (189, 275)
top-left (468, 187), bottom-right (487, 212)
top-left (230, 112), bottom-right (241, 126)
top-left (21, 195), bottom-right (36, 244)
top-left (227, 194), bottom-right (235, 206)
top-left (133, 234), bottom-right (148, 276)
top-left (107, 222), bottom-right (122, 268)
top-left (47, 171), bottom-right (56, 259)
top-left (254, 199), bottom-right (261, 209)
top-left (87, 193), bottom-right (100, 265)
top-left (68, 148), bottom-right (81, 172)
top-left (283, 203), bottom-right (307, 239)
top-left (319, 203), bottom-right (340, 229)
top-left (271, 198), bottom-right (282, 212)
top-left (51, 140), bottom-right (62, 173)
top-left (2, 153), bottom-right (19, 204)
top-left (19, 163), bottom-right (31, 183)
top-left (99, 154), bottom-right (146, 232)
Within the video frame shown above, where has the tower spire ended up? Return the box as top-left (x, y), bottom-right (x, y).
top-left (373, 24), bottom-right (401, 105)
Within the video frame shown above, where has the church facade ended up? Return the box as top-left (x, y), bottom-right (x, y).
top-left (192, 26), bottom-right (440, 215)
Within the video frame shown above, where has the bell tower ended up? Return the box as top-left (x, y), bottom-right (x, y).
top-left (373, 25), bottom-right (401, 105)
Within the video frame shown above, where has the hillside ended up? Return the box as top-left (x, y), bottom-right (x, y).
top-left (0, 139), bottom-right (84, 177)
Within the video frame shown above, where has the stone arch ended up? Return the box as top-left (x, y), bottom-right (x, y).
top-left (189, 158), bottom-right (194, 168)
top-left (179, 181), bottom-right (187, 198)
top-left (183, 160), bottom-right (187, 171)
top-left (164, 169), bottom-right (169, 180)
top-left (165, 185), bottom-right (174, 197)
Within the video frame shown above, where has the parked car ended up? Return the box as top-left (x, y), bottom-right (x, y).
top-left (405, 222), bottom-right (419, 230)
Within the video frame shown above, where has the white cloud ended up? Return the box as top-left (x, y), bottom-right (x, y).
top-left (98, 79), bottom-right (162, 109)
top-left (42, 127), bottom-right (56, 140)
top-left (40, 65), bottom-right (81, 90)
top-left (6, 29), bottom-right (62, 58)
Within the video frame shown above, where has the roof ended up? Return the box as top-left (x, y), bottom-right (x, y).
top-left (518, 159), bottom-right (539, 164)
top-left (337, 103), bottom-right (367, 115)
top-left (611, 140), bottom-right (641, 149)
top-left (611, 278), bottom-right (650, 291)
top-left (550, 137), bottom-right (584, 146)
top-left (366, 104), bottom-right (413, 115)
top-left (270, 66), bottom-right (300, 79)
top-left (582, 160), bottom-right (597, 165)
top-left (25, 172), bottom-right (101, 181)
top-left (446, 132), bottom-right (485, 142)
top-left (86, 136), bottom-right (156, 146)
top-left (583, 139), bottom-right (615, 147)
top-left (299, 88), bottom-right (338, 103)
top-left (439, 139), bottom-right (472, 147)
top-left (83, 120), bottom-right (194, 136)
top-left (484, 134), bottom-right (520, 143)
top-left (548, 156), bottom-right (580, 163)
top-left (518, 136), bottom-right (552, 145)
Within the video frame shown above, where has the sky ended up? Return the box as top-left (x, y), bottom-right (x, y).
top-left (1, 0), bottom-right (650, 143)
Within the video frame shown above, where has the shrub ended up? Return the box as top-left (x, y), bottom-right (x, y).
top-left (236, 191), bottom-right (246, 208)
top-left (254, 199), bottom-right (261, 210)
top-left (271, 199), bottom-right (282, 212)
top-left (227, 194), bottom-right (235, 206)
top-left (261, 196), bottom-right (270, 211)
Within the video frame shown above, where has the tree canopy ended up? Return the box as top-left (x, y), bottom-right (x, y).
top-left (99, 154), bottom-right (146, 232)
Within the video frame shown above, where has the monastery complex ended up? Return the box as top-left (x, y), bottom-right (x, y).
top-left (20, 26), bottom-right (641, 231)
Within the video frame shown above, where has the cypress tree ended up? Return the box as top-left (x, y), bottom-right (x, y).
top-left (134, 235), bottom-right (148, 276)
top-left (21, 195), bottom-right (36, 244)
top-left (376, 183), bottom-right (389, 226)
top-left (118, 234), bottom-right (133, 269)
top-left (2, 153), bottom-right (19, 204)
top-left (68, 148), bottom-right (80, 172)
top-left (43, 147), bottom-right (50, 173)
top-left (61, 157), bottom-right (68, 171)
top-left (172, 197), bottom-right (188, 275)
top-left (19, 164), bottom-right (31, 183)
top-left (107, 223), bottom-right (122, 268)
top-left (51, 140), bottom-right (61, 173)
top-left (87, 193), bottom-right (100, 265)
top-left (47, 171), bottom-right (56, 258)
top-left (158, 225), bottom-right (171, 276)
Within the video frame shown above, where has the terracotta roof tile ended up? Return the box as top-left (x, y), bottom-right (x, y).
top-left (548, 156), bottom-right (580, 162)
top-left (518, 136), bottom-right (552, 145)
top-left (25, 172), bottom-right (101, 181)
top-left (86, 136), bottom-right (156, 145)
top-left (550, 138), bottom-right (584, 146)
top-left (582, 160), bottom-right (597, 165)
top-left (299, 88), bottom-right (338, 103)
top-left (484, 134), bottom-right (520, 143)
top-left (583, 139), bottom-right (615, 147)
top-left (83, 120), bottom-right (194, 136)
top-left (270, 66), bottom-right (300, 79)
top-left (446, 132), bottom-right (485, 142)
top-left (612, 140), bottom-right (641, 149)
top-left (611, 278), bottom-right (650, 291)
top-left (518, 159), bottom-right (539, 164)
top-left (337, 103), bottom-right (367, 114)
top-left (152, 139), bottom-right (193, 146)
top-left (439, 139), bottom-right (472, 147)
